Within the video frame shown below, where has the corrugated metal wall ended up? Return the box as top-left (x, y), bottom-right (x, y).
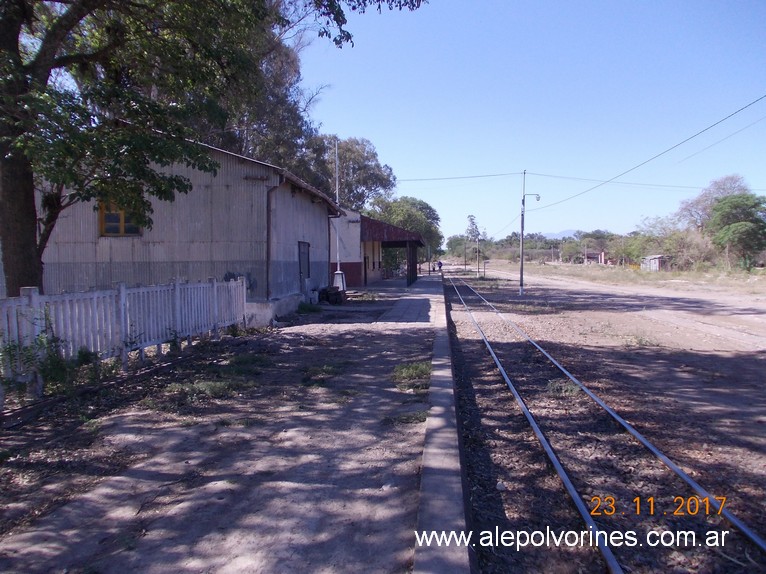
top-left (40, 149), bottom-right (277, 301)
top-left (329, 211), bottom-right (362, 263)
top-left (2, 148), bottom-right (335, 305)
top-left (0, 242), bottom-right (5, 298)
top-left (269, 184), bottom-right (332, 298)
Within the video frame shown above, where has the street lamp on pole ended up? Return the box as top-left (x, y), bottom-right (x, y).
top-left (519, 170), bottom-right (540, 296)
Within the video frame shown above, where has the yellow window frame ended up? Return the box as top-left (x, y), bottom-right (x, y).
top-left (99, 204), bottom-right (142, 237)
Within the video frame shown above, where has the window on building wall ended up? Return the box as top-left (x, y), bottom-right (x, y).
top-left (99, 204), bottom-right (142, 237)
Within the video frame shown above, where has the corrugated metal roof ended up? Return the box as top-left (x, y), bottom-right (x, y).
top-left (199, 143), bottom-right (343, 217)
top-left (360, 215), bottom-right (425, 247)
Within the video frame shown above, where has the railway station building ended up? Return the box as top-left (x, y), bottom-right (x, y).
top-left (330, 210), bottom-right (425, 288)
top-left (0, 145), bottom-right (342, 326)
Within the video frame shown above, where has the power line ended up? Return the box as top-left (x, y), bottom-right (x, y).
top-left (528, 92), bottom-right (766, 213)
top-left (678, 113), bottom-right (766, 163)
top-left (526, 172), bottom-right (702, 190)
top-left (398, 171), bottom-right (522, 182)
top-left (400, 170), bottom-right (765, 192)
top-left (403, 170), bottom-right (703, 189)
top-left (491, 214), bottom-right (520, 238)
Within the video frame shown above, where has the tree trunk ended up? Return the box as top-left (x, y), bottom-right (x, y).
top-left (0, 140), bottom-right (43, 297)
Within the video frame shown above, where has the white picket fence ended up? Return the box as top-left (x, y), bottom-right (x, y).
top-left (0, 278), bottom-right (246, 379)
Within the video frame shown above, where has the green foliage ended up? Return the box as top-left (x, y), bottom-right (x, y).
top-left (202, 352), bottom-right (271, 379)
top-left (302, 364), bottom-right (342, 385)
top-left (547, 379), bottom-right (580, 397)
top-left (676, 174), bottom-right (750, 231)
top-left (445, 235), bottom-right (466, 257)
top-left (0, 333), bottom-right (125, 400)
top-left (0, 0), bottom-right (424, 295)
top-left (392, 361), bottom-right (431, 382)
top-left (0, 332), bottom-right (69, 395)
top-left (165, 329), bottom-right (183, 354)
top-left (297, 302), bottom-right (323, 314)
top-left (21, 84), bottom-right (220, 235)
top-left (392, 361), bottom-right (431, 393)
top-left (708, 193), bottom-right (766, 270)
top-left (76, 347), bottom-right (100, 367)
top-left (312, 136), bottom-right (397, 210)
top-left (365, 196), bottom-right (443, 260)
top-left (308, 0), bottom-right (424, 46)
top-left (466, 215), bottom-right (481, 242)
top-left (190, 19), bottom-right (315, 173)
top-left (167, 379), bottom-right (252, 401)
top-left (351, 291), bottom-right (377, 302)
top-left (227, 323), bottom-right (244, 338)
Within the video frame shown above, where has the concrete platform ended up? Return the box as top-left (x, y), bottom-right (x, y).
top-left (365, 275), bottom-right (470, 573)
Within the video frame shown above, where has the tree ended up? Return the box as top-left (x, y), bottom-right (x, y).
top-left (676, 175), bottom-right (750, 231)
top-left (366, 196), bottom-right (443, 256)
top-left (466, 215), bottom-right (481, 242)
top-left (195, 30), bottom-right (321, 177)
top-left (560, 240), bottom-right (582, 263)
top-left (707, 193), bottom-right (766, 270)
top-left (500, 232), bottom-right (520, 248)
top-left (24, 84), bottom-right (219, 260)
top-left (395, 196), bottom-right (440, 229)
top-left (309, 135), bottom-right (396, 210)
top-left (1, 0), bottom-right (280, 296)
top-left (0, 0), bottom-right (422, 297)
top-left (445, 234), bottom-right (466, 257)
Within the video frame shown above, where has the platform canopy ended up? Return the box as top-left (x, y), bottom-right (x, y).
top-left (360, 216), bottom-right (425, 286)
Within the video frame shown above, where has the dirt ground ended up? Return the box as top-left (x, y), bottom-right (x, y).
top-left (445, 261), bottom-right (766, 573)
top-left (2, 265), bottom-right (765, 573)
top-left (0, 291), bottom-right (434, 573)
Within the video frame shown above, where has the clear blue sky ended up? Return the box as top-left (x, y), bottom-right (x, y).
top-left (298, 0), bottom-right (766, 242)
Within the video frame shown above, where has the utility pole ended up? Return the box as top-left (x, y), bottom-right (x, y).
top-left (333, 139), bottom-right (346, 291)
top-left (519, 170), bottom-right (540, 296)
top-left (335, 139), bottom-right (340, 274)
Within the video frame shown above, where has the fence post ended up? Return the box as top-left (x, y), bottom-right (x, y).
top-left (20, 287), bottom-right (44, 398)
top-left (209, 277), bottom-right (219, 339)
top-left (173, 278), bottom-right (189, 347)
top-left (237, 276), bottom-right (246, 328)
top-left (118, 283), bottom-right (128, 370)
top-left (19, 287), bottom-right (42, 335)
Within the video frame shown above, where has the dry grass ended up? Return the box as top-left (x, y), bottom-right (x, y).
top-left (480, 259), bottom-right (766, 294)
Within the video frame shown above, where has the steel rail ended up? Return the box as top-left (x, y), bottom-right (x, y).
top-left (449, 278), bottom-right (625, 574)
top-left (456, 277), bottom-right (766, 555)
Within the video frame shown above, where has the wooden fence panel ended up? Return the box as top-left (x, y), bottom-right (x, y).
top-left (0, 278), bottom-right (245, 380)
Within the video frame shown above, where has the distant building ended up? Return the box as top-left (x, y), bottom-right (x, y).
top-left (640, 255), bottom-right (669, 272)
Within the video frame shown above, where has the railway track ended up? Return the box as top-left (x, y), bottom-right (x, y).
top-left (446, 276), bottom-right (766, 573)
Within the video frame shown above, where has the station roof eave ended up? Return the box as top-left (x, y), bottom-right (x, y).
top-left (360, 215), bottom-right (425, 248)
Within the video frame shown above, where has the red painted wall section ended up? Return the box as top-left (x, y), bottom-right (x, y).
top-left (330, 261), bottom-right (363, 287)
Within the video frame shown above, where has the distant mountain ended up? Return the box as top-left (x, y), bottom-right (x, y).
top-left (543, 229), bottom-right (578, 239)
